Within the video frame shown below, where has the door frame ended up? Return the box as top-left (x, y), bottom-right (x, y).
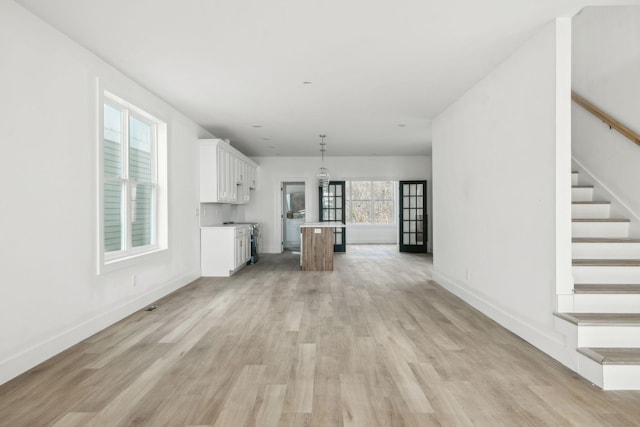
top-left (277, 177), bottom-right (312, 253)
top-left (282, 181), bottom-right (306, 250)
top-left (319, 180), bottom-right (346, 252)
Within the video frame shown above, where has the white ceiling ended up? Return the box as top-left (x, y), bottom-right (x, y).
top-left (13, 0), bottom-right (635, 156)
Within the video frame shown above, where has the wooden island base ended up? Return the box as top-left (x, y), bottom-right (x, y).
top-left (300, 222), bottom-right (343, 271)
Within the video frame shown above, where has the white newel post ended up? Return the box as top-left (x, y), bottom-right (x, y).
top-left (555, 17), bottom-right (574, 312)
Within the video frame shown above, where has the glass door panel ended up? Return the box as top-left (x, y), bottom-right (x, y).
top-left (319, 181), bottom-right (346, 252)
top-left (399, 180), bottom-right (427, 253)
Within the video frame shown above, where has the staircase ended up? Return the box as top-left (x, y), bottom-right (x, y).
top-left (554, 170), bottom-right (640, 390)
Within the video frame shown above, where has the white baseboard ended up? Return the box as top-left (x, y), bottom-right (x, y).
top-left (431, 270), bottom-right (576, 370)
top-left (0, 271), bottom-right (199, 386)
top-left (346, 239), bottom-right (398, 244)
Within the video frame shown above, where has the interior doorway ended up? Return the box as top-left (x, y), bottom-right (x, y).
top-left (282, 182), bottom-right (306, 250)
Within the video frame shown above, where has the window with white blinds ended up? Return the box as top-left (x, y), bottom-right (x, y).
top-left (101, 92), bottom-right (163, 265)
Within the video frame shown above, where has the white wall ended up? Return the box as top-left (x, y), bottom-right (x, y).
top-left (243, 156), bottom-right (431, 253)
top-left (432, 19), bottom-right (574, 367)
top-left (0, 2), bottom-right (210, 385)
top-left (572, 6), bottom-right (640, 229)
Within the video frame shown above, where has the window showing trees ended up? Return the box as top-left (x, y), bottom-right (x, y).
top-left (345, 181), bottom-right (395, 224)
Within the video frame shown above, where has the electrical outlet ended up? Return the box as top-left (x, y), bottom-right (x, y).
top-left (466, 269), bottom-right (471, 280)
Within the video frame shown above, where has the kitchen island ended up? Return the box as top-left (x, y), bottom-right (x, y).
top-left (300, 221), bottom-right (344, 271)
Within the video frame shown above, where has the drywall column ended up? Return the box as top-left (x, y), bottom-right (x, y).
top-left (555, 18), bottom-right (574, 311)
top-left (432, 19), bottom-right (572, 368)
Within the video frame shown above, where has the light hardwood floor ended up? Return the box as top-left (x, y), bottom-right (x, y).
top-left (3, 245), bottom-right (640, 426)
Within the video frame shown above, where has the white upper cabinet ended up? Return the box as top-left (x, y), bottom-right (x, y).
top-left (248, 163), bottom-right (257, 190)
top-left (238, 160), bottom-right (251, 204)
top-left (199, 139), bottom-right (257, 204)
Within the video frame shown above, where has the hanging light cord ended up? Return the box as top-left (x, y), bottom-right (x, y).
top-left (317, 134), bottom-right (330, 195)
top-left (320, 134), bottom-right (326, 161)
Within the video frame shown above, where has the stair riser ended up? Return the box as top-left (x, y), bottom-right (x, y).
top-left (571, 204), bottom-right (611, 219)
top-left (578, 353), bottom-right (640, 390)
top-left (578, 354), bottom-right (604, 388)
top-left (578, 325), bottom-right (640, 347)
top-left (572, 172), bottom-right (579, 186)
top-left (573, 266), bottom-right (640, 284)
top-left (557, 317), bottom-right (640, 348)
top-left (572, 222), bottom-right (629, 238)
top-left (573, 294), bottom-right (640, 313)
top-left (572, 187), bottom-right (594, 202)
top-left (572, 242), bottom-right (640, 259)
top-left (603, 365), bottom-right (640, 390)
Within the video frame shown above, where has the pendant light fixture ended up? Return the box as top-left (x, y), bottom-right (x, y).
top-left (317, 134), bottom-right (330, 194)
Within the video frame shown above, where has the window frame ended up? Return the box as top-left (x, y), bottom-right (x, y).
top-left (345, 180), bottom-right (397, 225)
top-left (98, 88), bottom-right (168, 273)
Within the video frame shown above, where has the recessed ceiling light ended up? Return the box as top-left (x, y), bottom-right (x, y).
top-left (303, 81), bottom-right (312, 85)
top-left (251, 124), bottom-right (262, 128)
top-left (268, 145), bottom-right (276, 149)
top-left (397, 124), bottom-right (406, 127)
top-left (262, 137), bottom-right (271, 141)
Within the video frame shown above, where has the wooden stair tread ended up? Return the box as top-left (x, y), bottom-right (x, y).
top-left (554, 312), bottom-right (640, 326)
top-left (572, 185), bottom-right (594, 188)
top-left (578, 348), bottom-right (640, 365)
top-left (573, 259), bottom-right (640, 266)
top-left (573, 238), bottom-right (640, 243)
top-left (572, 201), bottom-right (611, 205)
top-left (575, 284), bottom-right (640, 294)
top-left (572, 218), bottom-right (630, 222)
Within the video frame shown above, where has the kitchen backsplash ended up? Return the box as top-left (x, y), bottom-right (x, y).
top-left (200, 203), bottom-right (239, 226)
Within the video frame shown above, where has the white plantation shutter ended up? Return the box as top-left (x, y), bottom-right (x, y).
top-left (104, 102), bottom-right (124, 252)
top-left (129, 115), bottom-right (155, 248)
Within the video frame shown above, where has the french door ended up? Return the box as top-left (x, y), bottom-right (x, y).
top-left (399, 181), bottom-right (427, 253)
top-left (319, 181), bottom-right (346, 252)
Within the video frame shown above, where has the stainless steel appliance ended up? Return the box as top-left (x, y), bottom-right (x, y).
top-left (223, 222), bottom-right (260, 264)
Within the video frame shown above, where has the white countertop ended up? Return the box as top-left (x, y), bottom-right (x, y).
top-left (300, 221), bottom-right (345, 228)
top-left (200, 224), bottom-right (252, 229)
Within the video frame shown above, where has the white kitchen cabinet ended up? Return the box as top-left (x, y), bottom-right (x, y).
top-left (199, 139), bottom-right (257, 204)
top-left (235, 226), bottom-right (251, 269)
top-left (201, 225), bottom-right (252, 277)
top-left (201, 141), bottom-right (233, 203)
top-left (217, 147), bottom-right (231, 202)
top-left (248, 163), bottom-right (257, 189)
top-left (238, 160), bottom-right (252, 204)
top-left (237, 160), bottom-right (257, 204)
